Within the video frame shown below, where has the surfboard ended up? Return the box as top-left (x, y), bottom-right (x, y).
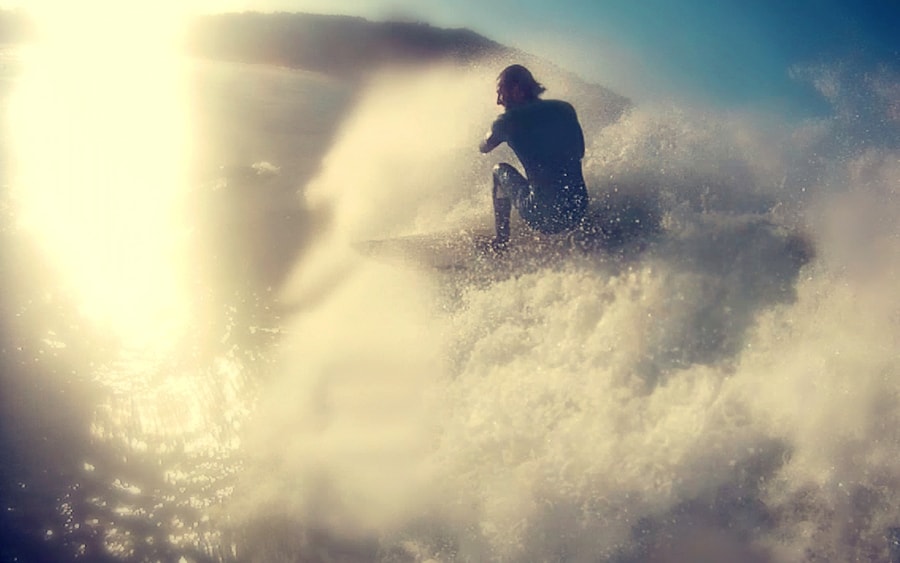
top-left (355, 227), bottom-right (594, 272)
top-left (355, 229), bottom-right (497, 271)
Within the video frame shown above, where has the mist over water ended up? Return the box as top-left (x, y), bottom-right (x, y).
top-left (1, 38), bottom-right (899, 563)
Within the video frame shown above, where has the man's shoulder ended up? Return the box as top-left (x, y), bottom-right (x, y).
top-left (541, 99), bottom-right (577, 114)
top-left (496, 99), bottom-right (577, 132)
top-left (510, 99), bottom-right (576, 120)
top-left (503, 99), bottom-right (572, 117)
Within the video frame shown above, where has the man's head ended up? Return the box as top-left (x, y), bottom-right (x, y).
top-left (496, 64), bottom-right (545, 108)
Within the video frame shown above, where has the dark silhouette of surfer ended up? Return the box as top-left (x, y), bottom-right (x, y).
top-left (480, 64), bottom-right (588, 250)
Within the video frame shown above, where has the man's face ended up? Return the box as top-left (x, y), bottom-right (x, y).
top-left (496, 82), bottom-right (524, 107)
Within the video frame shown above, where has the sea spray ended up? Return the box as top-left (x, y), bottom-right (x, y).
top-left (232, 58), bottom-right (900, 562)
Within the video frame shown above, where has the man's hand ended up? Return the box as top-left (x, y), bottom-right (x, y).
top-left (480, 131), bottom-right (500, 154)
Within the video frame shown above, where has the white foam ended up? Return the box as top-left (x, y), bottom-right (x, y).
top-left (248, 61), bottom-right (900, 561)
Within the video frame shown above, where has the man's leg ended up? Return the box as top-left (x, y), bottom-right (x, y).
top-left (491, 163), bottom-right (527, 248)
top-left (492, 193), bottom-right (511, 246)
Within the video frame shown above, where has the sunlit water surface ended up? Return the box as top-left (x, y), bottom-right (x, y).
top-left (0, 40), bottom-right (349, 561)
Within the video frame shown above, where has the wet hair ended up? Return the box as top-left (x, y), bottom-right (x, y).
top-left (497, 64), bottom-right (545, 100)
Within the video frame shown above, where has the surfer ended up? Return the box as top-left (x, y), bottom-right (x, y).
top-left (480, 64), bottom-right (589, 251)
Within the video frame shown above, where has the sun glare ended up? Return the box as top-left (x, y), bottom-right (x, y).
top-left (11, 3), bottom-right (192, 351)
top-left (29, 1), bottom-right (185, 52)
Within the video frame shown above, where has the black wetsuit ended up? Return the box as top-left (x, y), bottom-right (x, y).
top-left (484, 99), bottom-right (588, 234)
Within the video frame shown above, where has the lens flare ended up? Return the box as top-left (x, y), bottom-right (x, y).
top-left (10, 3), bottom-right (191, 350)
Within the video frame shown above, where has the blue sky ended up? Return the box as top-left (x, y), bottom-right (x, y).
top-left (12, 0), bottom-right (900, 111)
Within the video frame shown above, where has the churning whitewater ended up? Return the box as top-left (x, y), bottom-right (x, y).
top-left (225, 58), bottom-right (900, 562)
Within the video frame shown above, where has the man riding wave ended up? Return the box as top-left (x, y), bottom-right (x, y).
top-left (480, 64), bottom-right (589, 250)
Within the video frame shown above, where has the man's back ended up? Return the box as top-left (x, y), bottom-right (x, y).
top-left (491, 98), bottom-right (585, 191)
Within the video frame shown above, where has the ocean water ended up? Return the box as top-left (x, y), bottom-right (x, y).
top-left (1, 41), bottom-right (899, 563)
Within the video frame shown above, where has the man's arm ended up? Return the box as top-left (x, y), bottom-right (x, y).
top-left (480, 128), bottom-right (502, 154)
top-left (575, 121), bottom-right (585, 160)
top-left (567, 102), bottom-right (585, 159)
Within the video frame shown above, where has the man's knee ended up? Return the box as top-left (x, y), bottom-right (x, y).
top-left (493, 162), bottom-right (515, 174)
top-left (492, 163), bottom-right (525, 201)
top-left (492, 163), bottom-right (514, 199)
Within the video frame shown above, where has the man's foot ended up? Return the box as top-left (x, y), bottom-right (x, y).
top-left (475, 235), bottom-right (509, 256)
top-left (489, 236), bottom-right (509, 254)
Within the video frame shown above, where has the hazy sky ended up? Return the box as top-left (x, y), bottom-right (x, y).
top-left (177, 0), bottom-right (899, 107)
top-left (10, 0), bottom-right (900, 109)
